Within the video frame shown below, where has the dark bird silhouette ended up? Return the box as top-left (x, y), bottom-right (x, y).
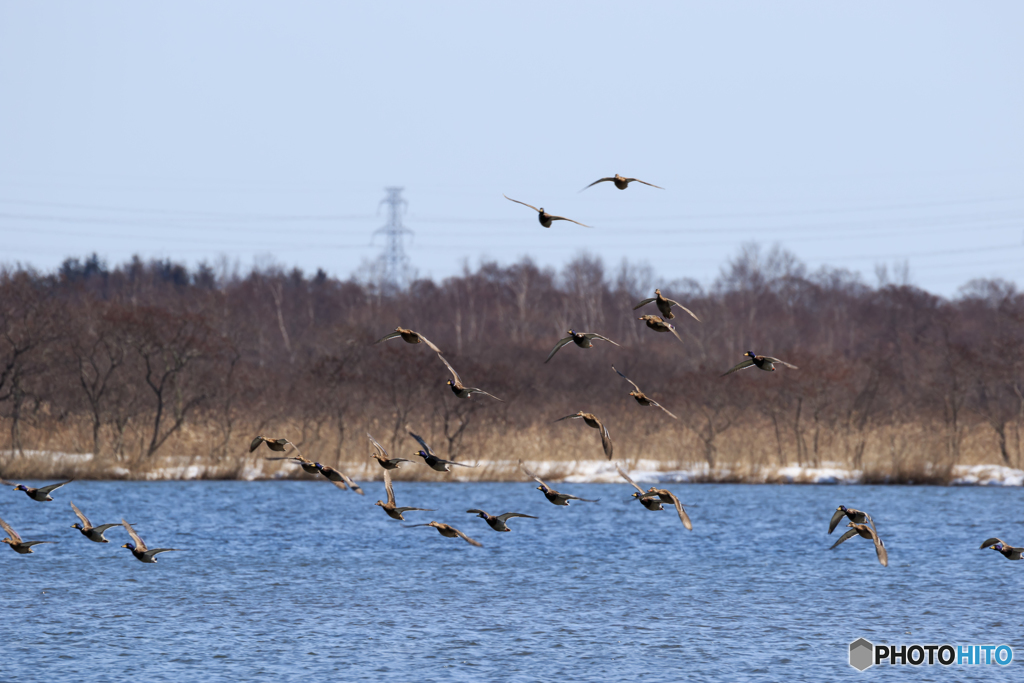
top-left (375, 470), bottom-right (433, 520)
top-left (581, 174), bottom-right (663, 192)
top-left (519, 460), bottom-right (598, 506)
top-left (555, 411), bottom-right (613, 459)
top-left (466, 509), bottom-right (537, 532)
top-left (545, 329), bottom-right (620, 364)
top-left (504, 194), bottom-right (589, 228)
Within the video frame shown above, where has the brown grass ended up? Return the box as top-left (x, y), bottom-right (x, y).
top-left (0, 411), bottom-right (1015, 485)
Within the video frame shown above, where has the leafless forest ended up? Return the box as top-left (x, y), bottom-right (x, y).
top-left (1, 245), bottom-right (1022, 483)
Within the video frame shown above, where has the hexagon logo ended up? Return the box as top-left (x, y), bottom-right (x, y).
top-left (849, 638), bottom-right (874, 671)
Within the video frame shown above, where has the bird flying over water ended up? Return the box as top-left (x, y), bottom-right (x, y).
top-left (367, 432), bottom-right (413, 470)
top-left (519, 460), bottom-right (598, 506)
top-left (555, 412), bottom-right (613, 459)
top-left (545, 330), bottom-right (620, 364)
top-left (721, 351), bottom-right (798, 377)
top-left (375, 470), bottom-right (434, 520)
top-left (828, 506), bottom-right (868, 534)
top-left (120, 519), bottom-right (181, 563)
top-left (980, 538), bottom-right (1023, 560)
top-left (467, 509), bottom-right (537, 532)
top-left (409, 431), bottom-right (478, 472)
top-left (1, 514), bottom-right (54, 554)
top-left (581, 174), bottom-right (663, 192)
top-left (4, 477), bottom-right (73, 502)
top-left (504, 195), bottom-right (590, 228)
top-left (315, 462), bottom-right (364, 495)
top-left (829, 520), bottom-right (888, 567)
top-left (69, 501), bottom-right (123, 543)
top-left (404, 521), bottom-right (483, 547)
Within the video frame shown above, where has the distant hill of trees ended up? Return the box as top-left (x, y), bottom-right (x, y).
top-left (1, 246), bottom-right (1021, 481)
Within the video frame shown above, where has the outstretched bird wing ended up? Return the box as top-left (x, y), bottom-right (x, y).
top-left (495, 512), bottom-right (538, 521)
top-left (454, 528), bottom-right (483, 547)
top-left (519, 460), bottom-right (551, 491)
top-left (721, 359), bottom-right (755, 376)
top-left (828, 509), bottom-right (846, 535)
top-left (544, 336), bottom-right (574, 364)
top-left (580, 177), bottom-right (615, 192)
top-left (612, 366), bottom-right (642, 393)
top-left (651, 401), bottom-right (679, 420)
top-left (503, 194), bottom-right (541, 213)
top-left (0, 514), bottom-right (22, 543)
top-left (122, 519), bottom-right (148, 552)
top-left (437, 354), bottom-right (464, 385)
top-left (828, 528), bottom-right (858, 551)
top-left (585, 333), bottom-right (620, 346)
top-left (547, 214), bottom-right (591, 228)
top-left (616, 464), bottom-right (645, 495)
top-left (383, 469), bottom-right (396, 506)
top-left (373, 330), bottom-right (403, 345)
top-left (627, 178), bottom-right (664, 189)
top-left (766, 357), bottom-right (799, 370)
top-left (662, 297), bottom-right (700, 322)
top-left (39, 479), bottom-right (73, 495)
top-left (409, 431), bottom-right (436, 457)
top-left (70, 501), bottom-right (91, 528)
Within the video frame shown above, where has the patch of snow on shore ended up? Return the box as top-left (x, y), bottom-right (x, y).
top-left (951, 464), bottom-right (1024, 486)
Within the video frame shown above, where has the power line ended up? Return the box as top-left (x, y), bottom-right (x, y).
top-left (372, 187), bottom-right (413, 288)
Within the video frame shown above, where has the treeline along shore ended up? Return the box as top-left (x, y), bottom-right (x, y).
top-left (1, 246), bottom-right (1022, 484)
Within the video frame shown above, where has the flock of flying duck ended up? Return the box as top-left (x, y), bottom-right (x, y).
top-left (1, 176), bottom-right (1019, 563)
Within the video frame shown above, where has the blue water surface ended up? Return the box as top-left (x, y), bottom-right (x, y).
top-left (1, 481), bottom-right (1022, 681)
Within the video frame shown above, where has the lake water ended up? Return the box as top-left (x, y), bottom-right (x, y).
top-left (1, 481), bottom-right (1022, 681)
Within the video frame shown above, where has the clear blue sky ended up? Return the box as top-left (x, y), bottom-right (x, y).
top-left (1, 2), bottom-right (1021, 295)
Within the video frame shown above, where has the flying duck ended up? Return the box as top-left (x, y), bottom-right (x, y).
top-left (374, 327), bottom-right (442, 354)
top-left (409, 431), bottom-right (478, 472)
top-left (545, 329), bottom-right (620, 364)
top-left (404, 521), bottom-right (483, 547)
top-left (315, 462), bottom-right (365, 495)
top-left (721, 351), bottom-right (798, 377)
top-left (367, 432), bottom-right (413, 470)
top-left (519, 460), bottom-right (598, 505)
top-left (249, 435), bottom-right (292, 453)
top-left (375, 470), bottom-right (434, 520)
top-left (70, 501), bottom-right (123, 543)
top-left (554, 412), bottom-right (613, 459)
top-left (466, 509), bottom-right (538, 532)
top-left (581, 174), bottom-right (663, 192)
top-left (616, 465), bottom-right (671, 513)
top-left (637, 314), bottom-right (684, 344)
top-left (829, 520), bottom-right (888, 567)
top-left (632, 289), bottom-right (699, 321)
top-left (4, 477), bottom-right (73, 502)
top-left (980, 538), bottom-right (1023, 560)
top-left (120, 520), bottom-right (181, 563)
top-left (438, 355), bottom-right (503, 400)
top-left (612, 366), bottom-right (678, 419)
top-left (504, 194), bottom-right (590, 228)
top-left (641, 487), bottom-right (693, 530)
top-left (1, 515), bottom-right (54, 554)
top-left (828, 506), bottom-right (869, 534)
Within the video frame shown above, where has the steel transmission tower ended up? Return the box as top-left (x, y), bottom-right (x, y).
top-left (372, 187), bottom-right (413, 288)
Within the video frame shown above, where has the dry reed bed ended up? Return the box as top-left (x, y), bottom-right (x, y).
top-left (0, 413), bottom-right (1016, 485)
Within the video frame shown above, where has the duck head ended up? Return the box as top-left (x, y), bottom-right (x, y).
top-left (374, 500), bottom-right (384, 507)
top-left (745, 351), bottom-right (755, 358)
top-left (71, 523), bottom-right (82, 530)
top-left (837, 505), bottom-right (847, 512)
top-left (475, 511), bottom-right (488, 519)
top-left (13, 484), bottom-right (26, 491)
top-left (314, 462), bottom-right (325, 471)
top-left (446, 379), bottom-right (455, 387)
top-left (993, 544), bottom-right (1005, 551)
top-left (121, 542), bottom-right (136, 550)
top-left (536, 485), bottom-right (547, 493)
